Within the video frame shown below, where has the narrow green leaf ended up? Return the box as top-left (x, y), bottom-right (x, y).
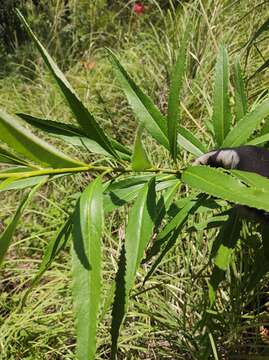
top-left (233, 57), bottom-right (247, 122)
top-left (72, 178), bottom-right (103, 360)
top-left (246, 132), bottom-right (269, 146)
top-left (222, 99), bottom-right (269, 147)
top-left (0, 109), bottom-right (84, 168)
top-left (22, 218), bottom-right (72, 306)
top-left (167, 33), bottom-right (188, 159)
top-left (231, 169), bottom-right (269, 188)
top-left (182, 166), bottom-right (269, 213)
top-left (209, 209), bottom-right (241, 305)
top-left (178, 126), bottom-right (207, 156)
top-left (108, 49), bottom-right (169, 149)
top-left (0, 145), bottom-right (30, 166)
top-left (131, 126), bottom-right (152, 171)
top-left (17, 113), bottom-right (131, 160)
top-left (144, 196), bottom-right (201, 282)
top-left (212, 45), bottom-right (231, 146)
top-left (0, 179), bottom-right (45, 266)
top-left (17, 10), bottom-right (119, 160)
top-left (110, 178), bottom-right (156, 357)
top-left (0, 175), bottom-right (48, 192)
top-left (103, 175), bottom-right (178, 213)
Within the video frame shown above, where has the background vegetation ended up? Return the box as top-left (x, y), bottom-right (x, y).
top-left (1, 1), bottom-right (269, 359)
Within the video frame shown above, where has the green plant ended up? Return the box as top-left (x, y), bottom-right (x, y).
top-left (2, 9), bottom-right (269, 359)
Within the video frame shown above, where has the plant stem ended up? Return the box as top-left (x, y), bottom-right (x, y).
top-left (0, 165), bottom-right (181, 180)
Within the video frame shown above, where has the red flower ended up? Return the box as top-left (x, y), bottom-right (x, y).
top-left (133, 2), bottom-right (145, 14)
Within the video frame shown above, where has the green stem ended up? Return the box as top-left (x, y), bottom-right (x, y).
top-left (0, 165), bottom-right (180, 180)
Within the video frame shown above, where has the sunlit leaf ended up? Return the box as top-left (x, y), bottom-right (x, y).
top-left (222, 99), bottom-right (269, 147)
top-left (177, 126), bottom-right (207, 156)
top-left (72, 178), bottom-right (103, 360)
top-left (131, 126), bottom-right (152, 171)
top-left (182, 166), bottom-right (269, 213)
top-left (212, 45), bottom-right (231, 146)
top-left (18, 113), bottom-right (131, 160)
top-left (167, 32), bottom-right (188, 159)
top-left (233, 57), bottom-right (247, 122)
top-left (0, 109), bottom-right (84, 168)
top-left (108, 49), bottom-right (169, 149)
top-left (17, 10), bottom-right (119, 159)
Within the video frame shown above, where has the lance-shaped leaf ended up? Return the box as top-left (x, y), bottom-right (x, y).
top-left (233, 57), bottom-right (247, 122)
top-left (17, 113), bottom-right (131, 160)
top-left (247, 133), bottom-right (269, 146)
top-left (17, 10), bottom-right (119, 160)
top-left (212, 45), bottom-right (231, 146)
top-left (131, 126), bottom-right (152, 171)
top-left (108, 49), bottom-right (169, 149)
top-left (110, 178), bottom-right (156, 358)
top-left (72, 178), bottom-right (103, 360)
top-left (177, 126), bottom-right (207, 156)
top-left (209, 209), bottom-right (241, 305)
top-left (0, 179), bottom-right (46, 266)
top-left (182, 166), bottom-right (269, 213)
top-left (0, 109), bottom-right (84, 168)
top-left (103, 174), bottom-right (178, 213)
top-left (144, 195), bottom-right (202, 282)
top-left (22, 217), bottom-right (72, 306)
top-left (167, 33), bottom-right (188, 159)
top-left (0, 145), bottom-right (30, 166)
top-left (222, 99), bottom-right (269, 147)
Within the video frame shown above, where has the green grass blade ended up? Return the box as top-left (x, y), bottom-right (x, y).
top-left (0, 179), bottom-right (46, 266)
top-left (110, 178), bottom-right (156, 358)
top-left (0, 109), bottom-right (85, 168)
top-left (182, 166), bottom-right (269, 212)
top-left (17, 10), bottom-right (119, 160)
top-left (108, 49), bottom-right (169, 149)
top-left (72, 178), bottom-right (103, 360)
top-left (178, 126), bottom-right (207, 156)
top-left (167, 33), bottom-right (188, 159)
top-left (222, 98), bottom-right (269, 147)
top-left (233, 57), bottom-right (247, 122)
top-left (131, 126), bottom-right (152, 171)
top-left (21, 217), bottom-right (72, 306)
top-left (212, 45), bottom-right (231, 146)
top-left (209, 209), bottom-right (241, 305)
top-left (17, 113), bottom-right (131, 159)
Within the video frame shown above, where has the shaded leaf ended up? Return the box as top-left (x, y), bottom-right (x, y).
top-left (72, 178), bottom-right (103, 360)
top-left (110, 178), bottom-right (156, 358)
top-left (209, 209), bottom-right (242, 305)
top-left (0, 179), bottom-right (46, 266)
top-left (144, 195), bottom-right (202, 283)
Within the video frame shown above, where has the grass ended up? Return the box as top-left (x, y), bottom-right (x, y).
top-left (1, 0), bottom-right (269, 359)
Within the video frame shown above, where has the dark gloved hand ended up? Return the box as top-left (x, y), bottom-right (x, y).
top-left (194, 145), bottom-right (269, 222)
top-left (194, 145), bottom-right (269, 178)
